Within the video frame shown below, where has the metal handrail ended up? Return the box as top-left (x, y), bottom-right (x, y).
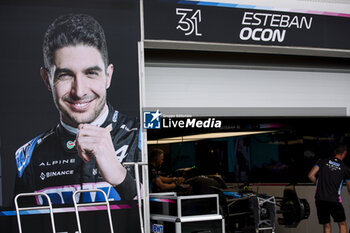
top-left (72, 189), bottom-right (114, 233)
top-left (14, 192), bottom-right (56, 233)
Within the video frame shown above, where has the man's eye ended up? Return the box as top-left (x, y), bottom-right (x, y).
top-left (86, 71), bottom-right (101, 79)
top-left (57, 73), bottom-right (72, 80)
top-left (87, 71), bottom-right (99, 76)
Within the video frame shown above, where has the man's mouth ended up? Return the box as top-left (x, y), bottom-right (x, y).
top-left (68, 100), bottom-right (93, 112)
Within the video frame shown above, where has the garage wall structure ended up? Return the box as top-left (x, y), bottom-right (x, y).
top-left (141, 1), bottom-right (350, 233)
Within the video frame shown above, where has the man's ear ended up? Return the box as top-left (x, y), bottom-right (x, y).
top-left (40, 67), bottom-right (51, 91)
top-left (105, 64), bottom-right (114, 89)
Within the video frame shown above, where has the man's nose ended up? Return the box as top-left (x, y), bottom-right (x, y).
top-left (71, 75), bottom-right (87, 98)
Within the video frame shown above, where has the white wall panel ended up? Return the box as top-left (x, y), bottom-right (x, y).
top-left (145, 66), bottom-right (350, 116)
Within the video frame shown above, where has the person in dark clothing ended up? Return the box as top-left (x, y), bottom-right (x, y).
top-left (148, 149), bottom-right (184, 193)
top-left (14, 14), bottom-right (141, 205)
top-left (308, 144), bottom-right (350, 233)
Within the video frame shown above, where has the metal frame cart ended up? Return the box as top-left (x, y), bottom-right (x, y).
top-left (150, 193), bottom-right (225, 233)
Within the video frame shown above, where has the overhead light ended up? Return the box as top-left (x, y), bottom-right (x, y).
top-left (147, 130), bottom-right (275, 144)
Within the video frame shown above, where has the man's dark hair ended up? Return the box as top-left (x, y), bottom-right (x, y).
top-left (335, 144), bottom-right (347, 155)
top-left (149, 149), bottom-right (164, 163)
top-left (43, 13), bottom-right (109, 69)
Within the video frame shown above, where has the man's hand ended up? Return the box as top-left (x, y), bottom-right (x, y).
top-left (175, 177), bottom-right (185, 185)
top-left (76, 124), bottom-right (126, 186)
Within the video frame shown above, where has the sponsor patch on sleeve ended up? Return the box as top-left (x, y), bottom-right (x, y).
top-left (15, 134), bottom-right (43, 178)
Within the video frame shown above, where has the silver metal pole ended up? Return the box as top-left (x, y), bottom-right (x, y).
top-left (221, 217), bottom-right (225, 233)
top-left (123, 162), bottom-right (148, 233)
top-left (175, 221), bottom-right (182, 233)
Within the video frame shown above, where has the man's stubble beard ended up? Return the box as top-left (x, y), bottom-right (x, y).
top-left (57, 94), bottom-right (107, 127)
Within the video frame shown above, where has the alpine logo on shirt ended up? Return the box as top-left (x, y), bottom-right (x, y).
top-left (39, 158), bottom-right (76, 166)
top-left (327, 160), bottom-right (341, 171)
top-left (116, 145), bottom-right (128, 162)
